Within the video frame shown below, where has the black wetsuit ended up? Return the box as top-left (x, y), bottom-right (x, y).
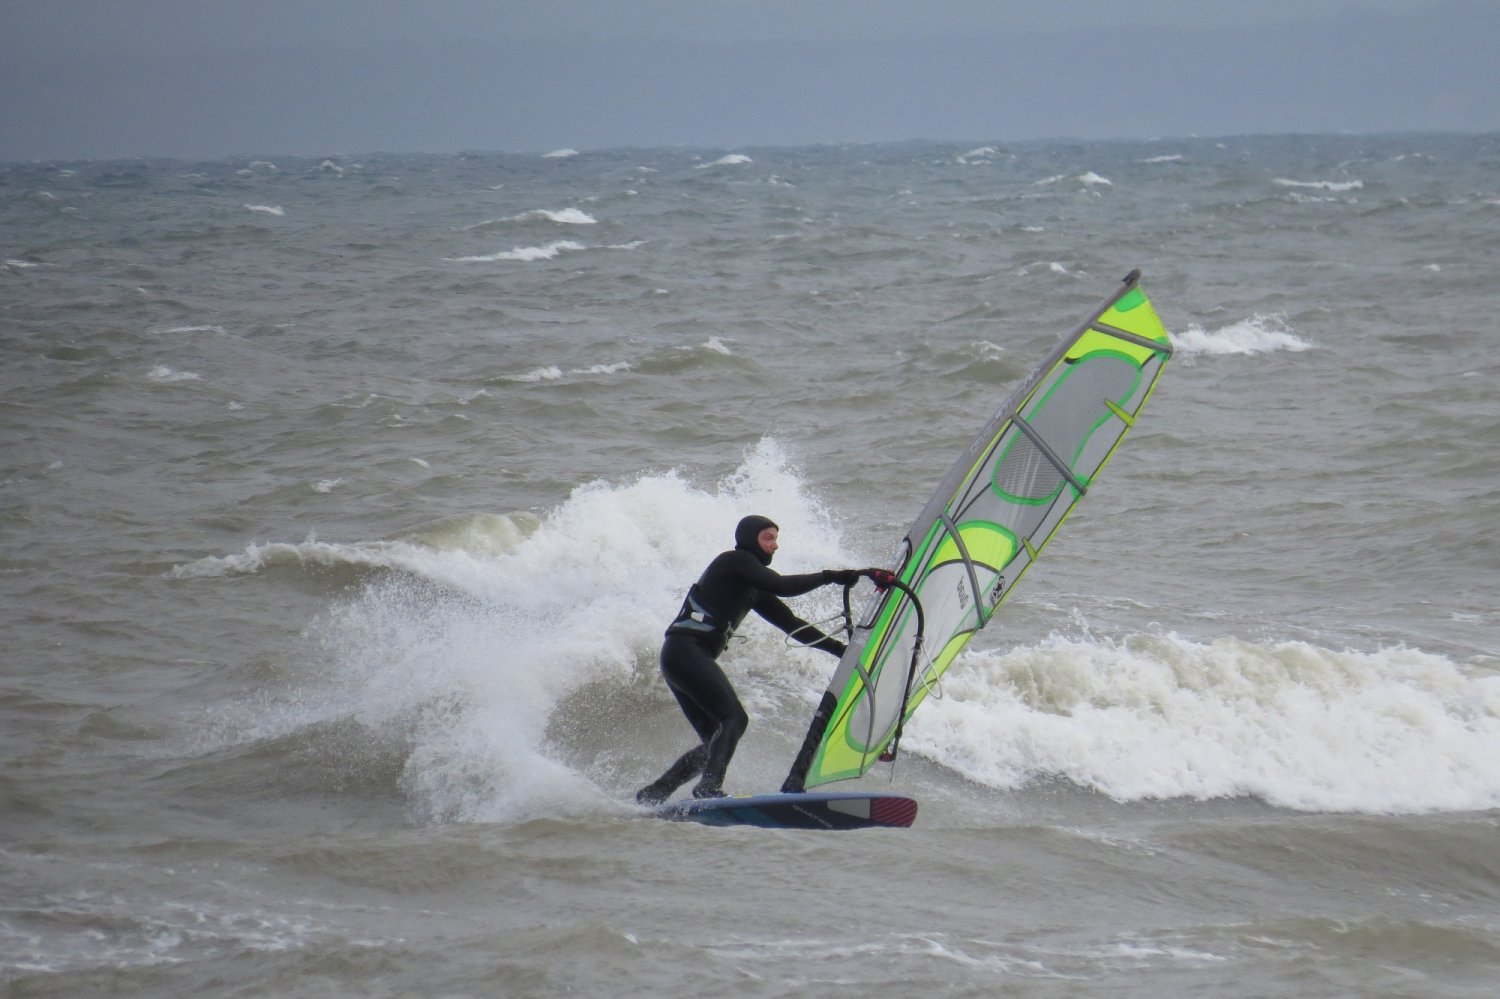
top-left (638, 516), bottom-right (848, 803)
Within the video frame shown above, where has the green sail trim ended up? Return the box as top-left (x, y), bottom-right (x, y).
top-left (797, 269), bottom-right (1173, 788)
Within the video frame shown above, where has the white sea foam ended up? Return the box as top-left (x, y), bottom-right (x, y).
top-left (146, 365), bottom-right (201, 383)
top-left (1173, 314), bottom-right (1312, 356)
top-left (159, 324), bottom-right (226, 335)
top-left (0, 867), bottom-right (366, 973)
top-left (697, 154), bottom-right (753, 169)
top-left (447, 240), bottom-right (587, 262)
top-left (1033, 172), bottom-right (1112, 187)
top-left (1283, 192), bottom-right (1344, 205)
top-left (243, 204), bottom-right (284, 216)
top-left (169, 535), bottom-right (430, 580)
top-left (1141, 154), bottom-right (1184, 163)
top-left (468, 208), bottom-right (597, 228)
top-left (906, 633), bottom-right (1500, 813)
top-left (1016, 261), bottom-right (1078, 278)
top-left (511, 365), bottom-right (564, 382)
top-left (505, 361), bottom-right (632, 383)
top-left (957, 146), bottom-right (1002, 164)
top-left (543, 148), bottom-right (579, 158)
top-left (1274, 178), bottom-right (1363, 192)
top-left (534, 207), bottom-right (594, 224)
top-left (967, 340), bottom-right (1006, 362)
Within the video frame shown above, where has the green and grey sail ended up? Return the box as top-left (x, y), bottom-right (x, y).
top-left (788, 269), bottom-right (1173, 789)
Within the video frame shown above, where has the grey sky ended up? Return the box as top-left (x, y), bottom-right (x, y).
top-left (1, 0), bottom-right (1494, 160)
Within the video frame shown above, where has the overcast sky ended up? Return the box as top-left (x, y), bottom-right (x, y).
top-left (2, 0), bottom-right (1495, 160)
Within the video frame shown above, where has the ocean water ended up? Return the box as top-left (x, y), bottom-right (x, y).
top-left (3, 133), bottom-right (1498, 997)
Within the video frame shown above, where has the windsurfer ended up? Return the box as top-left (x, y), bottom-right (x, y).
top-left (636, 515), bottom-right (862, 804)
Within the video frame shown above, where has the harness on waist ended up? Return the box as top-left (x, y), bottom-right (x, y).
top-left (665, 584), bottom-right (735, 643)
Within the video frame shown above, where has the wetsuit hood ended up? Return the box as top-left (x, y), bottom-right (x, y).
top-left (734, 515), bottom-right (778, 566)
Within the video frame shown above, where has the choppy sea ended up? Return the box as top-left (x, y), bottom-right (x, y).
top-left (3, 133), bottom-right (1498, 997)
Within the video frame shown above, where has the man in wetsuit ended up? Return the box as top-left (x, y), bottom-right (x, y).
top-left (636, 515), bottom-right (863, 804)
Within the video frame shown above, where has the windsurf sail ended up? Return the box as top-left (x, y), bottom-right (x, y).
top-left (786, 269), bottom-right (1172, 790)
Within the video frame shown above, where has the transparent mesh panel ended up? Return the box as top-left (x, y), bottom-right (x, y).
top-left (1029, 358), bottom-right (1137, 469)
top-left (993, 434), bottom-right (1060, 500)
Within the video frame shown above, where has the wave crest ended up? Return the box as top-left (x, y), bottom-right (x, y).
top-left (1174, 315), bottom-right (1312, 356)
top-left (909, 633), bottom-right (1500, 814)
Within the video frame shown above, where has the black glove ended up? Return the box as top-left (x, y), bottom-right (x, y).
top-left (823, 569), bottom-right (861, 587)
top-left (864, 568), bottom-right (897, 591)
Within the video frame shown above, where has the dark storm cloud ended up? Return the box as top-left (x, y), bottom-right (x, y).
top-left (1, 0), bottom-right (1494, 160)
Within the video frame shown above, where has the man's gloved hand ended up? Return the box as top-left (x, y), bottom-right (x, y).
top-left (823, 568), bottom-right (861, 587)
top-left (864, 568), bottom-right (898, 591)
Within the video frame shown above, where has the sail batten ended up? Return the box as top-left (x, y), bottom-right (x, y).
top-left (1013, 414), bottom-right (1089, 496)
top-left (788, 269), bottom-right (1173, 790)
top-left (1091, 320), bottom-right (1176, 354)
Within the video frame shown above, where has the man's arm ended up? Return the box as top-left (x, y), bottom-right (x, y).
top-left (752, 592), bottom-right (846, 657)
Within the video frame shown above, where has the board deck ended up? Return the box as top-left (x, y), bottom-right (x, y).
top-left (656, 790), bottom-right (917, 830)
